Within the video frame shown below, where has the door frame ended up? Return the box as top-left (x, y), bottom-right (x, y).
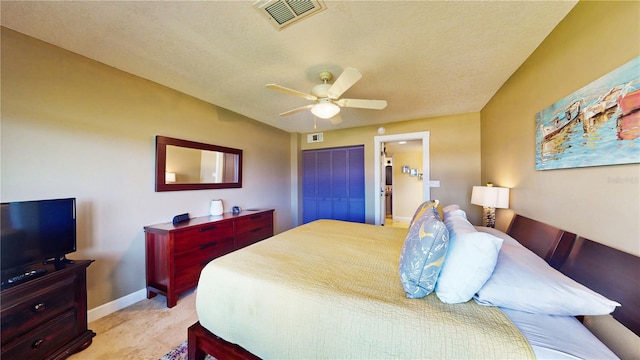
top-left (374, 131), bottom-right (430, 226)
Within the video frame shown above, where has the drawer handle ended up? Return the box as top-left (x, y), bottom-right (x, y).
top-left (250, 215), bottom-right (262, 220)
top-left (33, 303), bottom-right (46, 312)
top-left (250, 227), bottom-right (263, 233)
top-left (200, 241), bottom-right (218, 249)
top-left (199, 225), bottom-right (218, 232)
top-left (32, 339), bottom-right (45, 349)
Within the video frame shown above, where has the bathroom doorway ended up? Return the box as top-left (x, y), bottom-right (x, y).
top-left (374, 131), bottom-right (430, 226)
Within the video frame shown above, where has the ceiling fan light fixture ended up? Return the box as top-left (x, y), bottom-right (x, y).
top-left (311, 100), bottom-right (340, 119)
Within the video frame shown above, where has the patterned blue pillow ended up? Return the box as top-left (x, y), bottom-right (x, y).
top-left (399, 208), bottom-right (449, 298)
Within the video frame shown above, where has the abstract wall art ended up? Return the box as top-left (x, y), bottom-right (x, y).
top-left (536, 56), bottom-right (639, 170)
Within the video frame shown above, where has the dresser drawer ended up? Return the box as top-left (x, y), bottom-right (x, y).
top-left (175, 240), bottom-right (235, 271)
top-left (1, 276), bottom-right (76, 342)
top-left (235, 213), bottom-right (273, 249)
top-left (1, 309), bottom-right (77, 360)
top-left (173, 222), bottom-right (234, 254)
top-left (174, 242), bottom-right (236, 293)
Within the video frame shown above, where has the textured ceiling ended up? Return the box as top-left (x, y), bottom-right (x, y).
top-left (0, 1), bottom-right (577, 134)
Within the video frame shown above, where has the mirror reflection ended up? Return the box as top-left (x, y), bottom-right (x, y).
top-left (155, 136), bottom-right (242, 191)
top-left (165, 145), bottom-right (239, 184)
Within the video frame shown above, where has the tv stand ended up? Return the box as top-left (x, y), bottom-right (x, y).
top-left (44, 255), bottom-right (76, 269)
top-left (0, 260), bottom-right (95, 359)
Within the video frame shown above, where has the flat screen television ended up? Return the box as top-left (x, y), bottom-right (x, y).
top-left (1, 198), bottom-right (76, 276)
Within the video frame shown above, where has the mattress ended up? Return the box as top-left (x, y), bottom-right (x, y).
top-left (196, 220), bottom-right (535, 359)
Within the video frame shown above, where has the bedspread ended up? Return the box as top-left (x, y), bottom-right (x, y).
top-left (196, 220), bottom-right (535, 359)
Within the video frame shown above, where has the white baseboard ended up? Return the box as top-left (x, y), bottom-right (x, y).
top-left (87, 288), bottom-right (147, 323)
top-left (393, 215), bottom-right (412, 222)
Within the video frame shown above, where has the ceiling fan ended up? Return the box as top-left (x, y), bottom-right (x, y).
top-left (266, 68), bottom-right (387, 124)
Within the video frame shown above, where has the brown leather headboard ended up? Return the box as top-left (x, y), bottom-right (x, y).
top-left (506, 214), bottom-right (575, 269)
top-left (559, 237), bottom-right (640, 337)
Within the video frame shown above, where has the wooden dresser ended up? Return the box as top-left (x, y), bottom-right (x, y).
top-left (144, 209), bottom-right (274, 307)
top-left (0, 260), bottom-right (95, 360)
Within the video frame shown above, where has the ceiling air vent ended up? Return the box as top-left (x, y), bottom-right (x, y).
top-left (307, 133), bottom-right (324, 143)
top-left (253, 0), bottom-right (326, 30)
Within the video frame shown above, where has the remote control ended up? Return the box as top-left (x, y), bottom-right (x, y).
top-left (1, 268), bottom-right (48, 288)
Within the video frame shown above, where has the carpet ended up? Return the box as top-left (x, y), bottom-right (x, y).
top-left (159, 341), bottom-right (214, 360)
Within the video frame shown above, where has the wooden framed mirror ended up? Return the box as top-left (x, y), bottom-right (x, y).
top-left (155, 136), bottom-right (242, 192)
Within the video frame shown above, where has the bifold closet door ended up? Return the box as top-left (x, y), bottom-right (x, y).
top-left (302, 145), bottom-right (365, 224)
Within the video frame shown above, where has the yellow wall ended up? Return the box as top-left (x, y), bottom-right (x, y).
top-left (392, 151), bottom-right (423, 221)
top-left (300, 112), bottom-right (482, 224)
top-left (1, 28), bottom-right (293, 309)
top-left (481, 1), bottom-right (639, 254)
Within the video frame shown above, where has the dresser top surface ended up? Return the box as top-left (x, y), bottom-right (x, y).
top-left (144, 209), bottom-right (273, 232)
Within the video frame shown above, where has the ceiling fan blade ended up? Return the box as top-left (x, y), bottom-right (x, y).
top-left (266, 84), bottom-right (317, 101)
top-left (326, 68), bottom-right (362, 99)
top-left (279, 104), bottom-right (314, 116)
top-left (329, 114), bottom-right (343, 124)
top-left (336, 98), bottom-right (387, 110)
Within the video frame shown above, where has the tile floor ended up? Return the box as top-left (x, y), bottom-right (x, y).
top-left (68, 290), bottom-right (197, 360)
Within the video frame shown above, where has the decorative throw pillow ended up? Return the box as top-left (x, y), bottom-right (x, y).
top-left (399, 207), bottom-right (449, 298)
top-left (409, 200), bottom-right (443, 227)
top-left (435, 231), bottom-right (503, 304)
top-left (474, 241), bottom-right (620, 315)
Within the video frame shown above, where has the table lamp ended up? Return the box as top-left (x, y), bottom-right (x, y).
top-left (471, 184), bottom-right (510, 228)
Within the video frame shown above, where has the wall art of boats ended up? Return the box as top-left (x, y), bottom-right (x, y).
top-left (616, 79), bottom-right (640, 140)
top-left (541, 99), bottom-right (584, 141)
top-left (582, 85), bottom-right (624, 133)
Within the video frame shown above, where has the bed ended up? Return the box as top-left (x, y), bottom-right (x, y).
top-left (188, 204), bottom-right (639, 359)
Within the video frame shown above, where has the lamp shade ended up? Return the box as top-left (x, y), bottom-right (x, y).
top-left (471, 186), bottom-right (510, 209)
top-left (311, 100), bottom-right (340, 119)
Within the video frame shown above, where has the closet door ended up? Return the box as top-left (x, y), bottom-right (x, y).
top-left (347, 146), bottom-right (365, 222)
top-left (302, 145), bottom-right (365, 224)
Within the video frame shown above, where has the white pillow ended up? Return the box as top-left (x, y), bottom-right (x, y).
top-left (442, 204), bottom-right (460, 213)
top-left (443, 206), bottom-right (468, 221)
top-left (474, 241), bottom-right (620, 315)
top-left (475, 226), bottom-right (520, 246)
top-left (434, 215), bottom-right (503, 304)
top-left (443, 211), bottom-right (475, 235)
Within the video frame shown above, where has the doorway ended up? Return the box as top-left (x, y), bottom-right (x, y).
top-left (374, 131), bottom-right (430, 226)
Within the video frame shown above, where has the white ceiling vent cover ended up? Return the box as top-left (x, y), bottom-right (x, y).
top-left (253, 0), bottom-right (326, 30)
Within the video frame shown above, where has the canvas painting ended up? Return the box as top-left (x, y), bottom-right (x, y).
top-left (535, 56), bottom-right (640, 170)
